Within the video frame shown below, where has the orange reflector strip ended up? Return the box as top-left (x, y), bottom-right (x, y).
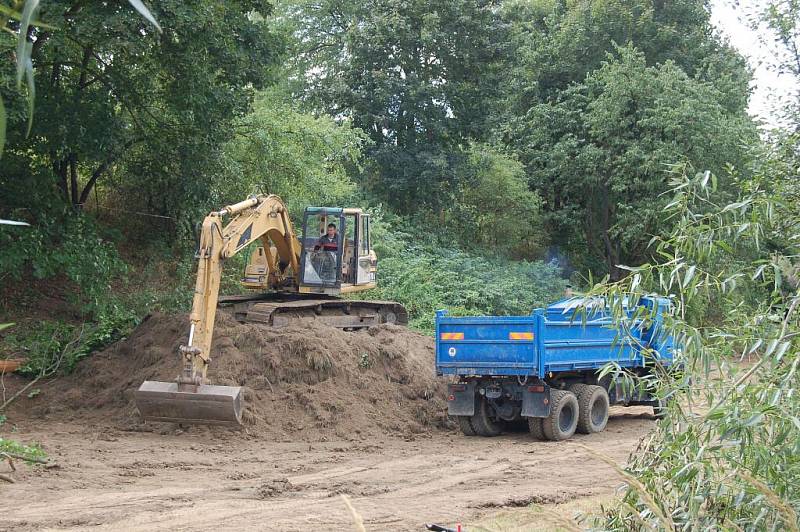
top-left (509, 332), bottom-right (534, 340)
top-left (440, 332), bottom-right (464, 340)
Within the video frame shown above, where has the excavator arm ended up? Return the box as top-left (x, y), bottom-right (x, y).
top-left (136, 195), bottom-right (302, 426)
top-left (186, 195), bottom-right (301, 377)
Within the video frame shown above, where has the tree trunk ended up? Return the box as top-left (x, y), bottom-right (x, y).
top-left (600, 184), bottom-right (620, 280)
top-left (77, 137), bottom-right (142, 207)
top-left (69, 154), bottom-right (79, 206)
top-left (54, 157), bottom-right (68, 202)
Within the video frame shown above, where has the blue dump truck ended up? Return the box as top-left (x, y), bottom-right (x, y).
top-left (435, 296), bottom-right (676, 441)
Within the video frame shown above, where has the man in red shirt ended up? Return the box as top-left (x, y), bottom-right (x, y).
top-left (314, 223), bottom-right (338, 252)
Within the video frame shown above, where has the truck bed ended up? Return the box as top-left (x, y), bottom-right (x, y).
top-left (435, 297), bottom-right (673, 377)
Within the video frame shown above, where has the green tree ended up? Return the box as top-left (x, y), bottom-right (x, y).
top-left (283, 0), bottom-right (509, 212)
top-left (220, 88), bottom-right (367, 219)
top-left (591, 165), bottom-right (800, 531)
top-left (501, 0), bottom-right (750, 109)
top-left (510, 45), bottom-right (756, 276)
top-left (0, 0), bottom-right (284, 220)
top-left (446, 143), bottom-right (545, 258)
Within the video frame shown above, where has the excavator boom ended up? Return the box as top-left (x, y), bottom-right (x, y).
top-left (135, 195), bottom-right (301, 427)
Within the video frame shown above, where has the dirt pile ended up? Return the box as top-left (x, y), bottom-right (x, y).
top-left (6, 311), bottom-right (449, 439)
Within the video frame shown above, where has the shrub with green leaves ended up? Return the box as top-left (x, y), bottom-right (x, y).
top-left (0, 437), bottom-right (47, 463)
top-left (0, 214), bottom-right (127, 316)
top-left (365, 211), bottom-right (567, 331)
top-left (582, 166), bottom-right (799, 530)
top-left (3, 304), bottom-right (137, 378)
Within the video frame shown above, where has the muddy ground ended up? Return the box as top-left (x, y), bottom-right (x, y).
top-left (1, 407), bottom-right (656, 531)
top-left (0, 313), bottom-right (658, 530)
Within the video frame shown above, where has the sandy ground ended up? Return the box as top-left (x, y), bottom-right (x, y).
top-left (0, 406), bottom-right (655, 531)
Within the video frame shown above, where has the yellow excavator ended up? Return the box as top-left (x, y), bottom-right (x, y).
top-left (135, 194), bottom-right (407, 426)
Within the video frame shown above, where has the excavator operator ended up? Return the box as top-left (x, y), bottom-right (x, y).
top-left (314, 223), bottom-right (339, 252)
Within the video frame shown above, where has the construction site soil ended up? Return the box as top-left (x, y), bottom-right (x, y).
top-left (0, 312), bottom-right (660, 530)
top-left (3, 311), bottom-right (448, 438)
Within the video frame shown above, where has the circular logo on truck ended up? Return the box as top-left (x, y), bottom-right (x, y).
top-left (448, 347), bottom-right (457, 357)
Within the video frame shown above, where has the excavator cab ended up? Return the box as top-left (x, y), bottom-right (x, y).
top-left (297, 207), bottom-right (377, 295)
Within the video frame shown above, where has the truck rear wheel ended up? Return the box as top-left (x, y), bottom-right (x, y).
top-left (575, 385), bottom-right (610, 434)
top-left (568, 383), bottom-right (588, 397)
top-left (471, 397), bottom-right (503, 437)
top-left (528, 417), bottom-right (546, 440)
top-left (543, 390), bottom-right (579, 441)
top-left (456, 416), bottom-right (477, 436)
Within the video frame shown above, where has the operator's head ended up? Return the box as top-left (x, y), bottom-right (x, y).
top-left (327, 223), bottom-right (337, 238)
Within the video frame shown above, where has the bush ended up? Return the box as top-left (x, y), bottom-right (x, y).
top-left (3, 304), bottom-right (138, 377)
top-left (0, 437), bottom-right (47, 462)
top-left (365, 210), bottom-right (567, 331)
top-left (0, 213), bottom-right (127, 316)
top-left (586, 169), bottom-right (800, 530)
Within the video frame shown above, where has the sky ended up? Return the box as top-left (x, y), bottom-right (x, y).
top-left (710, 0), bottom-right (798, 128)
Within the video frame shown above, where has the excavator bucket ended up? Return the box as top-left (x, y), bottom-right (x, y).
top-left (135, 381), bottom-right (243, 427)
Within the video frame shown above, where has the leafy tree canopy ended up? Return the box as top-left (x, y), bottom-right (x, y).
top-left (1, 0), bottom-right (285, 221)
top-left (282, 0), bottom-right (509, 211)
top-left (510, 45), bottom-right (757, 275)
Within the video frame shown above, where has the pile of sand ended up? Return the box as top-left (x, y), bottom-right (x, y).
top-left (6, 312), bottom-right (449, 439)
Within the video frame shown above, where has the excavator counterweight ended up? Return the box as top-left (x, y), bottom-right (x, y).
top-left (134, 194), bottom-right (406, 427)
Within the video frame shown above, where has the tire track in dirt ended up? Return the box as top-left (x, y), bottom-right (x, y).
top-left (1, 407), bottom-right (654, 531)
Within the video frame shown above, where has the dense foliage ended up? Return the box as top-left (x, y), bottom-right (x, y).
top-left (585, 3), bottom-right (800, 525)
top-left (367, 209), bottom-right (565, 330)
top-left (512, 45), bottom-right (755, 276)
top-left (1, 0), bottom-right (284, 222)
top-left (584, 159), bottom-right (799, 530)
top-left (2, 0), bottom-right (758, 275)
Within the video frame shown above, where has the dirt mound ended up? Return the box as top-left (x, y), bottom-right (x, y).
top-left (6, 311), bottom-right (449, 439)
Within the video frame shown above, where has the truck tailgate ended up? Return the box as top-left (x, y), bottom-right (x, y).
top-left (435, 313), bottom-right (537, 376)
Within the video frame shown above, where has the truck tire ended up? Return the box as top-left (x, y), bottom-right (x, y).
top-left (456, 416), bottom-right (477, 436)
top-left (528, 417), bottom-right (546, 440)
top-left (568, 383), bottom-right (588, 397)
top-left (471, 397), bottom-right (503, 437)
top-left (543, 390), bottom-right (579, 441)
top-left (575, 385), bottom-right (610, 434)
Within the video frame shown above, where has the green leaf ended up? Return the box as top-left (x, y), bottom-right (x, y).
top-left (127, 0), bottom-right (162, 32)
top-left (683, 265), bottom-right (696, 288)
top-left (0, 96), bottom-right (5, 158)
top-left (743, 412), bottom-right (763, 427)
top-left (15, 0), bottom-right (39, 89)
top-left (0, 4), bottom-right (56, 29)
top-left (24, 55), bottom-right (35, 137)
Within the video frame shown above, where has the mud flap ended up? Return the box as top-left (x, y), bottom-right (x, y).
top-left (521, 383), bottom-right (551, 418)
top-left (609, 378), bottom-right (650, 405)
top-left (447, 382), bottom-right (476, 416)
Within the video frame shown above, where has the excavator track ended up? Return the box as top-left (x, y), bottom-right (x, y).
top-left (221, 296), bottom-right (408, 329)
